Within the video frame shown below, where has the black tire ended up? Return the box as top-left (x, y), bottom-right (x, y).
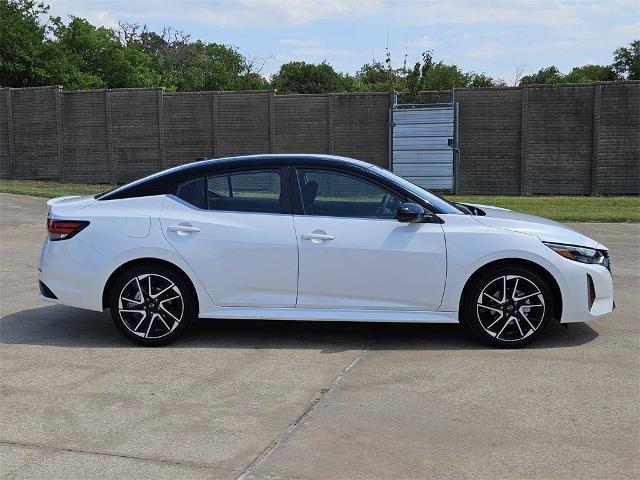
top-left (462, 265), bottom-right (554, 348)
top-left (109, 263), bottom-right (197, 346)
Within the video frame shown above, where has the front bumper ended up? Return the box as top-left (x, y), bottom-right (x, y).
top-left (558, 259), bottom-right (614, 323)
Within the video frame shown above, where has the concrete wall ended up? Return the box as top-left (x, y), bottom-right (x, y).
top-left (455, 81), bottom-right (639, 195)
top-left (456, 88), bottom-right (522, 195)
top-left (0, 84), bottom-right (637, 195)
top-left (0, 89), bottom-right (11, 179)
top-left (0, 88), bottom-right (390, 184)
top-left (595, 82), bottom-right (640, 195)
top-left (2, 86), bottom-right (62, 180)
top-left (62, 90), bottom-right (109, 183)
top-left (275, 95), bottom-right (331, 153)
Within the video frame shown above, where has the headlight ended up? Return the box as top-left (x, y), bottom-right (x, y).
top-left (544, 242), bottom-right (607, 265)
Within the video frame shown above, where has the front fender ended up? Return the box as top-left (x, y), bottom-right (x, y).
top-left (439, 215), bottom-right (569, 312)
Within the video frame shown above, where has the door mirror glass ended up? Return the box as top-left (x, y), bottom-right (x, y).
top-left (396, 202), bottom-right (430, 223)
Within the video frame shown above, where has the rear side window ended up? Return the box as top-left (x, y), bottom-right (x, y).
top-left (176, 176), bottom-right (206, 209)
top-left (207, 170), bottom-right (282, 214)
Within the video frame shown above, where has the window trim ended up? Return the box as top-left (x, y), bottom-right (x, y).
top-left (291, 166), bottom-right (408, 220)
top-left (173, 166), bottom-right (292, 215)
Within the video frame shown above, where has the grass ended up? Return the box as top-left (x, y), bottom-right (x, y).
top-left (444, 195), bottom-right (639, 223)
top-left (0, 179), bottom-right (112, 199)
top-left (1, 179), bottom-right (638, 223)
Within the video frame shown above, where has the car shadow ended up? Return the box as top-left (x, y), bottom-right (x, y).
top-left (0, 305), bottom-right (599, 351)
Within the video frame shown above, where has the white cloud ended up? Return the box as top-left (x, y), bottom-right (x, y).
top-left (466, 41), bottom-right (509, 59)
top-left (272, 53), bottom-right (294, 63)
top-left (613, 22), bottom-right (640, 38)
top-left (408, 35), bottom-right (440, 49)
top-left (84, 10), bottom-right (119, 29)
top-left (278, 39), bottom-right (321, 46)
top-left (290, 47), bottom-right (356, 57)
top-left (46, 0), bottom-right (638, 79)
top-left (390, 0), bottom-right (640, 28)
top-left (48, 0), bottom-right (640, 31)
top-left (47, 1), bottom-right (119, 28)
top-left (48, 0), bottom-right (383, 28)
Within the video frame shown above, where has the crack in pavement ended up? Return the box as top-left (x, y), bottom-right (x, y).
top-left (234, 341), bottom-right (374, 480)
top-left (0, 440), bottom-right (237, 475)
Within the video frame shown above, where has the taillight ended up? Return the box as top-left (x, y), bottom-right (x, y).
top-left (47, 219), bottom-right (89, 241)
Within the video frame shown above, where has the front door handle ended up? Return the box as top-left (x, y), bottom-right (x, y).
top-left (301, 233), bottom-right (335, 243)
top-left (168, 225), bottom-right (201, 236)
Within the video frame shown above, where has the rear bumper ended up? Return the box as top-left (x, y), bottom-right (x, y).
top-left (38, 236), bottom-right (106, 311)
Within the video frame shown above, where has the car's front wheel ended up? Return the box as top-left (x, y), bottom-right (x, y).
top-left (109, 264), bottom-right (197, 346)
top-left (462, 265), bottom-right (554, 347)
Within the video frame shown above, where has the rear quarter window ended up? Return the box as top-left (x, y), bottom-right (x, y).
top-left (176, 176), bottom-right (206, 209)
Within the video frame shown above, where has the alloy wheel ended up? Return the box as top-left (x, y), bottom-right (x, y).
top-left (476, 275), bottom-right (545, 342)
top-left (117, 273), bottom-right (184, 339)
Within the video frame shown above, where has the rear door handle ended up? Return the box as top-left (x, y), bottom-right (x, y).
top-left (301, 233), bottom-right (335, 242)
top-left (167, 225), bottom-right (201, 235)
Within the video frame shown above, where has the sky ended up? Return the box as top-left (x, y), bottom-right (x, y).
top-left (46, 0), bottom-right (639, 84)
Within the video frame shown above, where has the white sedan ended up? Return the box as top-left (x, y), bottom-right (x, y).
top-left (39, 154), bottom-right (614, 347)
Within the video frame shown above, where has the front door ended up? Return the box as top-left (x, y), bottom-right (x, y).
top-left (293, 168), bottom-right (447, 311)
top-left (161, 168), bottom-right (298, 308)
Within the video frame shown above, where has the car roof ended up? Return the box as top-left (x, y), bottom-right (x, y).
top-left (183, 154), bottom-right (374, 171)
top-left (98, 154), bottom-right (375, 200)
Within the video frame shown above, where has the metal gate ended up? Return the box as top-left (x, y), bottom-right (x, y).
top-left (391, 98), bottom-right (455, 191)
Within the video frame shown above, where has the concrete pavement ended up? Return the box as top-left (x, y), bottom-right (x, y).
top-left (1, 193), bottom-right (638, 479)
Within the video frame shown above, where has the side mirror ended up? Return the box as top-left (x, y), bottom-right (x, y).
top-left (396, 202), bottom-right (434, 223)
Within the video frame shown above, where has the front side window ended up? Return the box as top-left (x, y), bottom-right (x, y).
top-left (369, 165), bottom-right (462, 215)
top-left (207, 170), bottom-right (282, 214)
top-left (296, 168), bottom-right (404, 219)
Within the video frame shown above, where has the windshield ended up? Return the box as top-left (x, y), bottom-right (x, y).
top-left (370, 166), bottom-right (462, 214)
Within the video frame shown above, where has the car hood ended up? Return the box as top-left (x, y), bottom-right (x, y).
top-left (464, 203), bottom-right (603, 249)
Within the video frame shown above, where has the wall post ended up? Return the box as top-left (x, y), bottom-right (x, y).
top-left (212, 92), bottom-right (220, 158)
top-left (5, 89), bottom-right (15, 179)
top-left (592, 83), bottom-right (602, 195)
top-left (388, 91), bottom-right (395, 171)
top-left (328, 95), bottom-right (335, 154)
top-left (269, 91), bottom-right (276, 153)
top-left (54, 86), bottom-right (64, 181)
top-left (157, 87), bottom-right (166, 171)
top-left (105, 90), bottom-right (115, 184)
top-left (519, 86), bottom-right (529, 195)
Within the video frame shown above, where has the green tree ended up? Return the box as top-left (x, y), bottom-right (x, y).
top-left (354, 61), bottom-right (404, 91)
top-left (519, 66), bottom-right (564, 85)
top-left (48, 17), bottom-right (158, 89)
top-left (6, 0), bottom-right (632, 92)
top-left (564, 64), bottom-right (618, 83)
top-left (117, 22), bottom-right (269, 92)
top-left (520, 63), bottom-right (619, 85)
top-left (612, 40), bottom-right (640, 80)
top-left (403, 51), bottom-right (494, 99)
top-left (468, 72), bottom-right (498, 87)
top-left (423, 63), bottom-right (470, 90)
top-left (272, 61), bottom-right (351, 94)
top-left (0, 0), bottom-right (50, 87)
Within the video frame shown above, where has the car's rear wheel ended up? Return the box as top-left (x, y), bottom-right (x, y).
top-left (462, 265), bottom-right (554, 347)
top-left (109, 264), bottom-right (196, 346)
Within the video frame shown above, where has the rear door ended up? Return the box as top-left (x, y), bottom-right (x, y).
top-left (161, 167), bottom-right (298, 308)
top-left (293, 167), bottom-right (447, 311)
